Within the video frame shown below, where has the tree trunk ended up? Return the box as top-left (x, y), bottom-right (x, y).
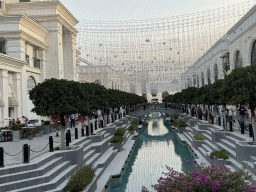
top-left (60, 114), bottom-right (65, 150)
top-left (87, 115), bottom-right (91, 135)
top-left (223, 105), bottom-right (227, 131)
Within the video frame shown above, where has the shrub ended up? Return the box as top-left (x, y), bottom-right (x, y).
top-left (172, 120), bottom-right (178, 126)
top-left (177, 119), bottom-right (186, 128)
top-left (142, 162), bottom-right (256, 192)
top-left (128, 125), bottom-right (135, 131)
top-left (173, 114), bottom-right (178, 119)
top-left (11, 124), bottom-right (20, 131)
top-left (210, 148), bottom-right (229, 160)
top-left (115, 128), bottom-right (126, 137)
top-left (193, 135), bottom-right (205, 140)
top-left (44, 121), bottom-right (50, 125)
top-left (110, 136), bottom-right (123, 143)
top-left (66, 164), bottom-right (95, 192)
top-left (130, 119), bottom-right (139, 125)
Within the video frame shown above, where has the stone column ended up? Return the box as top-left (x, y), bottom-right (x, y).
top-left (63, 28), bottom-right (76, 81)
top-left (12, 72), bottom-right (22, 119)
top-left (6, 38), bottom-right (26, 60)
top-left (0, 70), bottom-right (8, 127)
top-left (45, 23), bottom-right (64, 79)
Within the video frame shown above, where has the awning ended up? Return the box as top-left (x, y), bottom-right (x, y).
top-left (8, 97), bottom-right (18, 107)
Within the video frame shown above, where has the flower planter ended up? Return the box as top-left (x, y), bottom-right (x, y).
top-left (192, 138), bottom-right (205, 148)
top-left (27, 135), bottom-right (33, 140)
top-left (209, 156), bottom-right (226, 166)
top-left (44, 125), bottom-right (50, 134)
top-left (35, 133), bottom-right (40, 138)
top-left (177, 127), bottom-right (186, 134)
top-left (12, 130), bottom-right (20, 142)
top-left (39, 130), bottom-right (44, 136)
top-left (111, 143), bottom-right (123, 152)
top-left (129, 130), bottom-right (135, 135)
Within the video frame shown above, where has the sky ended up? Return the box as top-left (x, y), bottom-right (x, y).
top-left (60, 0), bottom-right (250, 21)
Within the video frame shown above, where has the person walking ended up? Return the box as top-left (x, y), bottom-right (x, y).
top-left (238, 105), bottom-right (247, 124)
top-left (70, 114), bottom-right (75, 128)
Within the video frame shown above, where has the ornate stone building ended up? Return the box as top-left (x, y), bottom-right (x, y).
top-left (0, 0), bottom-right (79, 126)
top-left (181, 4), bottom-right (256, 91)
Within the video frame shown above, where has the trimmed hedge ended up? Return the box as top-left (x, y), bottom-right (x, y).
top-left (210, 149), bottom-right (229, 160)
top-left (66, 164), bottom-right (95, 192)
top-left (193, 135), bottom-right (205, 140)
top-left (130, 119), bottom-right (139, 125)
top-left (115, 128), bottom-right (126, 137)
top-left (128, 125), bottom-right (135, 131)
top-left (110, 136), bottom-right (123, 143)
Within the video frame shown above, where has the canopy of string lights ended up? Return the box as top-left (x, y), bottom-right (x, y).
top-left (76, 0), bottom-right (256, 93)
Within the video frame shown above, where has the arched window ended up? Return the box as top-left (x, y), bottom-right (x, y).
top-left (214, 64), bottom-right (218, 82)
top-left (251, 41), bottom-right (256, 65)
top-left (193, 75), bottom-right (196, 87)
top-left (27, 76), bottom-right (36, 92)
top-left (197, 75), bottom-right (199, 88)
top-left (207, 68), bottom-right (211, 85)
top-left (162, 91), bottom-right (169, 98)
top-left (201, 72), bottom-right (204, 86)
top-left (235, 51), bottom-right (242, 69)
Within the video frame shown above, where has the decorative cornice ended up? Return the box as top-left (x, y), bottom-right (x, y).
top-left (0, 53), bottom-right (26, 69)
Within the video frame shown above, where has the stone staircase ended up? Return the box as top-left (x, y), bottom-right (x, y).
top-left (0, 119), bottom-right (131, 192)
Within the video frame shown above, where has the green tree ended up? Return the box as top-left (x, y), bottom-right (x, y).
top-left (29, 78), bottom-right (89, 149)
top-left (220, 65), bottom-right (256, 140)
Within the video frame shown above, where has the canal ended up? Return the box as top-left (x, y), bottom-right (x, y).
top-left (106, 112), bottom-right (195, 192)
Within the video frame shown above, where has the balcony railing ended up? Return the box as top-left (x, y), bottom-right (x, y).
top-left (33, 58), bottom-right (40, 69)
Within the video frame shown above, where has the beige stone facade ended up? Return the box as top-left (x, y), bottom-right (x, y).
top-left (0, 0), bottom-right (79, 126)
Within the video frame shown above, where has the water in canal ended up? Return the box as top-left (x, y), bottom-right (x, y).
top-left (106, 112), bottom-right (195, 192)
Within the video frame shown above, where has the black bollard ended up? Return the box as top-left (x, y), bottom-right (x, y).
top-left (119, 113), bottom-right (121, 119)
top-left (241, 122), bottom-right (245, 134)
top-left (81, 128), bottom-right (84, 136)
top-left (218, 117), bottom-right (221, 126)
top-left (23, 144), bottom-right (30, 163)
top-left (86, 125), bottom-right (89, 136)
top-left (107, 116), bottom-right (109, 124)
top-left (155, 104), bottom-right (156, 109)
top-left (249, 124), bottom-right (254, 140)
top-left (0, 147), bottom-right (3, 167)
top-left (229, 121), bottom-right (233, 132)
top-left (100, 120), bottom-right (103, 128)
top-left (223, 118), bottom-right (225, 128)
top-left (68, 130), bottom-right (71, 143)
top-left (95, 120), bottom-right (97, 130)
top-left (211, 116), bottom-right (214, 124)
top-left (91, 122), bottom-right (93, 134)
top-left (75, 128), bottom-right (78, 139)
top-left (49, 136), bottom-right (53, 152)
top-left (66, 132), bottom-right (69, 146)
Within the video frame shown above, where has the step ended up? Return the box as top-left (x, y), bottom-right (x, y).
top-left (183, 132), bottom-right (193, 143)
top-left (0, 157), bottom-right (63, 184)
top-left (204, 140), bottom-right (218, 151)
top-left (86, 152), bottom-right (102, 166)
top-left (225, 136), bottom-right (240, 145)
top-left (220, 139), bottom-right (236, 151)
top-left (250, 156), bottom-right (256, 162)
top-left (226, 157), bottom-right (244, 170)
top-left (93, 147), bottom-right (118, 170)
top-left (204, 130), bottom-right (212, 135)
top-left (243, 161), bottom-right (254, 171)
top-left (84, 149), bottom-right (97, 163)
top-left (17, 165), bottom-right (77, 192)
top-left (193, 149), bottom-right (211, 167)
top-left (0, 161), bottom-right (71, 191)
top-left (201, 144), bottom-right (213, 153)
top-left (198, 147), bottom-right (207, 157)
top-left (215, 142), bottom-right (236, 159)
top-left (202, 133), bottom-right (212, 141)
top-left (225, 165), bottom-right (236, 172)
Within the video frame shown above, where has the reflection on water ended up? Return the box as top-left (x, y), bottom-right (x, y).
top-left (107, 112), bottom-right (195, 192)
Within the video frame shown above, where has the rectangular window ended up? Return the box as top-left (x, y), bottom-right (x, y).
top-left (33, 58), bottom-right (40, 69)
top-left (0, 41), bottom-right (6, 54)
top-left (25, 55), bottom-right (29, 65)
top-left (0, 1), bottom-right (2, 9)
top-left (19, 0), bottom-right (30, 2)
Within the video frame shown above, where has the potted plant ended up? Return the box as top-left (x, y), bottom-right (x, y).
top-left (209, 148), bottom-right (229, 166)
top-left (192, 135), bottom-right (205, 148)
top-left (27, 131), bottom-right (34, 140)
top-left (11, 124), bottom-right (20, 142)
top-left (43, 121), bottom-right (50, 134)
top-left (130, 119), bottom-right (139, 130)
top-left (176, 119), bottom-right (187, 134)
top-left (35, 130), bottom-right (40, 138)
top-left (38, 126), bottom-right (44, 136)
top-left (110, 136), bottom-right (123, 152)
top-left (128, 125), bottom-right (135, 134)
